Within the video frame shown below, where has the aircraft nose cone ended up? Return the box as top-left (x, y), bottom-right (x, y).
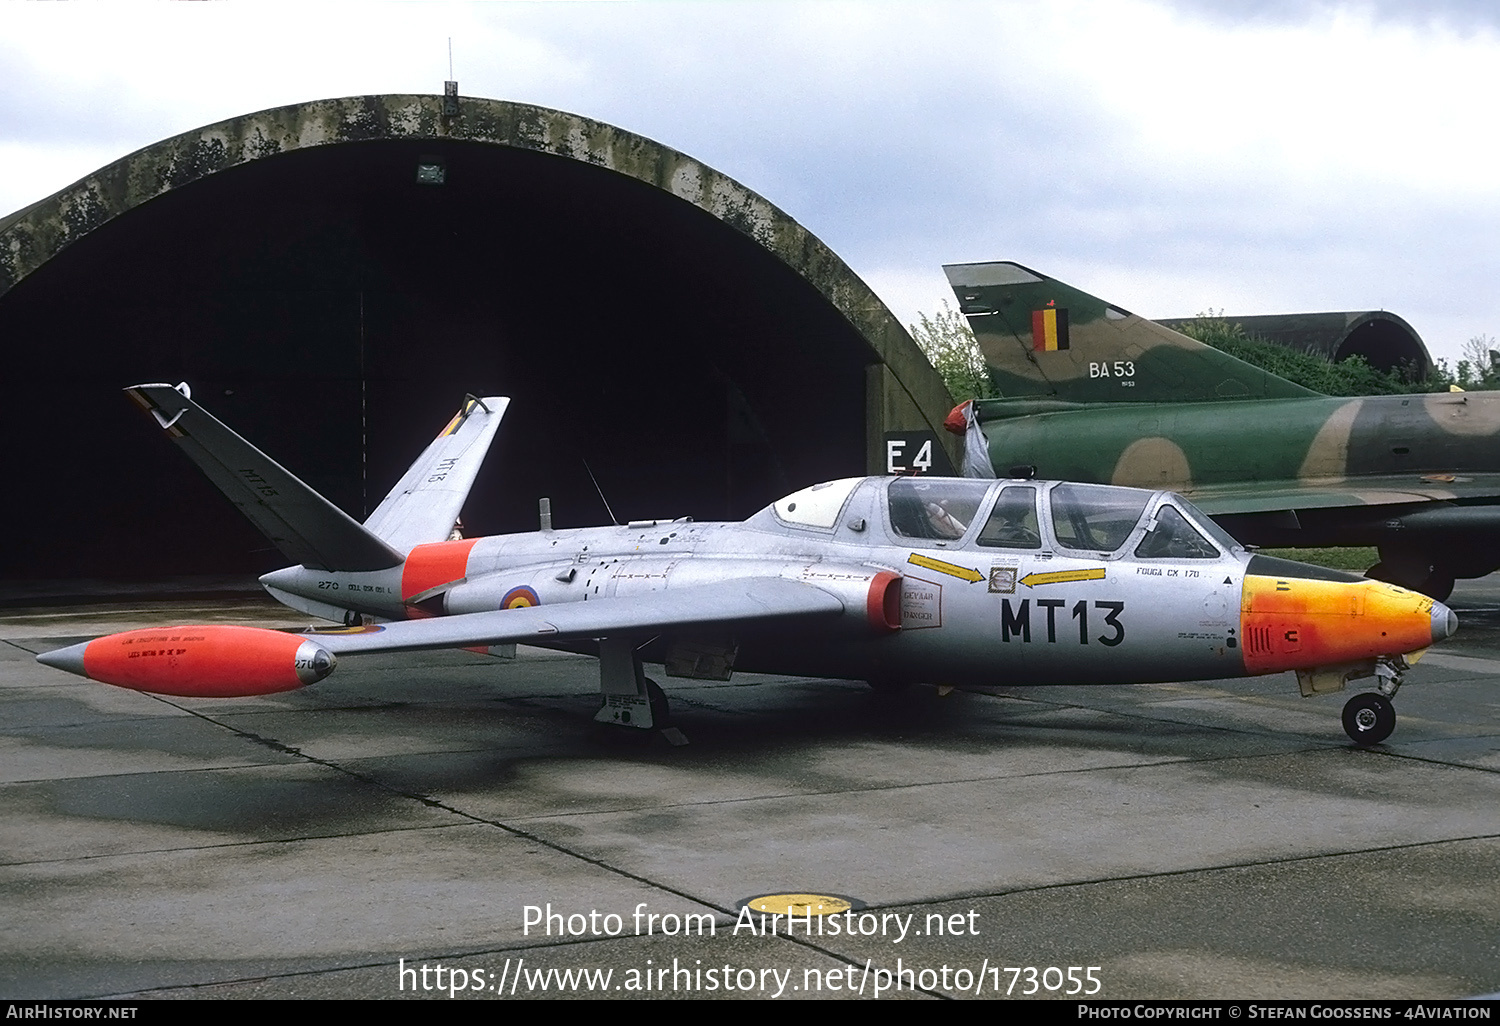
top-left (36, 641), bottom-right (89, 678)
top-left (1431, 600), bottom-right (1458, 644)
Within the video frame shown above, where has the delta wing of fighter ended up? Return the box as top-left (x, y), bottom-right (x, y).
top-left (37, 384), bottom-right (1457, 746)
top-left (944, 260), bottom-right (1500, 601)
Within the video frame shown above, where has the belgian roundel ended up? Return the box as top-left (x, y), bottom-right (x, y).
top-left (501, 586), bottom-right (540, 610)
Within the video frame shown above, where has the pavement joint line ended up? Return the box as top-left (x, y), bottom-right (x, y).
top-left (7, 710), bottom-right (222, 731)
top-left (485, 740), bottom-right (1500, 823)
top-left (11, 697), bottom-right (1441, 819)
top-left (194, 700), bottom-right (591, 719)
top-left (97, 921), bottom-right (952, 1002)
top-left (87, 694), bottom-right (1498, 999)
top-left (92, 922), bottom-right (950, 1001)
top-left (486, 750), bottom-right (1342, 822)
top-left (149, 694), bottom-right (764, 938)
top-left (1366, 746), bottom-right (1500, 776)
top-left (970, 684), bottom-right (1288, 721)
top-left (6, 698), bottom-right (1309, 794)
top-left (828, 830), bottom-right (1500, 913)
top-left (77, 682), bottom-right (1356, 794)
top-left (0, 821), bottom-right (471, 869)
top-left (0, 758), bottom-right (296, 787)
top-left (970, 687), bottom-right (1482, 751)
top-left (12, 678), bottom-right (1491, 807)
top-left (93, 829), bottom-right (1500, 1000)
top-left (136, 695), bottom-right (950, 998)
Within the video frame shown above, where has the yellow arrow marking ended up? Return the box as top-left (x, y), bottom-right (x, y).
top-left (1021, 567), bottom-right (1107, 588)
top-left (907, 553), bottom-right (984, 583)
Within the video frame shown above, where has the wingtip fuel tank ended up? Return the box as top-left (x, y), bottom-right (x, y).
top-left (36, 625), bottom-right (335, 698)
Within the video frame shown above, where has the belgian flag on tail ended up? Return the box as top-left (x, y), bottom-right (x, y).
top-left (1031, 307), bottom-right (1069, 352)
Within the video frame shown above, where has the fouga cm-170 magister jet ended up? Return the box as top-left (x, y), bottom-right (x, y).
top-left (37, 383), bottom-right (1458, 746)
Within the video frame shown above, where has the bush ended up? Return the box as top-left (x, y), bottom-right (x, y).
top-left (1177, 315), bottom-right (1468, 396)
top-left (910, 302), bottom-right (995, 401)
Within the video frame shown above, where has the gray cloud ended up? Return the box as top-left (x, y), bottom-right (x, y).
top-left (1166, 0), bottom-right (1500, 33)
top-left (0, 1), bottom-right (1494, 359)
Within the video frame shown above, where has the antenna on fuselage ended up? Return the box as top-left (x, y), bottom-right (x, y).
top-left (582, 459), bottom-right (620, 526)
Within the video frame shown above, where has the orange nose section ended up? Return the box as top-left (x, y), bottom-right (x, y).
top-left (1240, 575), bottom-right (1448, 675)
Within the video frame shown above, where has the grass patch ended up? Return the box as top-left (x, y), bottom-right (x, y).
top-left (1258, 546), bottom-right (1377, 571)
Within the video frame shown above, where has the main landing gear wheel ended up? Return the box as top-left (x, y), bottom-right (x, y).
top-left (1342, 692), bottom-right (1396, 746)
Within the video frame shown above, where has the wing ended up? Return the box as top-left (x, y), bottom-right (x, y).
top-left (302, 577), bottom-right (846, 656)
top-left (125, 383), bottom-right (404, 572)
top-left (34, 577), bottom-right (848, 697)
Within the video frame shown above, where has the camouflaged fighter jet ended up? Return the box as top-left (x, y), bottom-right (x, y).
top-left (36, 384), bottom-right (1457, 746)
top-left (944, 261), bottom-right (1500, 602)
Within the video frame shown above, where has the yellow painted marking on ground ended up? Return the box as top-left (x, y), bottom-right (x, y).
top-left (1020, 567), bottom-right (1107, 588)
top-left (907, 553), bottom-right (984, 583)
top-left (744, 894), bottom-right (852, 917)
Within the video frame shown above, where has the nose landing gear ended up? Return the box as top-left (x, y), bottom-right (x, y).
top-left (1342, 691), bottom-right (1396, 745)
top-left (1341, 655), bottom-right (1408, 745)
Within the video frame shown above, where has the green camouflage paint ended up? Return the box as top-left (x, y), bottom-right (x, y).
top-left (945, 261), bottom-right (1500, 599)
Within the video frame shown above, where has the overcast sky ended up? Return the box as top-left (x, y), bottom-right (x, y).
top-left (3, 1), bottom-right (1497, 363)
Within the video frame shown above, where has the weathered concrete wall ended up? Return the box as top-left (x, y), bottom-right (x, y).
top-left (0, 93), bottom-right (954, 455)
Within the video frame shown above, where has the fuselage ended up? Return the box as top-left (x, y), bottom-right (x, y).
top-left (260, 476), bottom-right (1448, 689)
top-left (981, 392), bottom-right (1500, 491)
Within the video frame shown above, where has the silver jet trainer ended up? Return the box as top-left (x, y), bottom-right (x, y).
top-left (38, 384), bottom-right (1456, 747)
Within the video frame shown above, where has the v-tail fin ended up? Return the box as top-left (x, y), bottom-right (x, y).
top-left (363, 396), bottom-right (509, 551)
top-left (125, 383), bottom-right (404, 573)
top-left (943, 261), bottom-right (1316, 405)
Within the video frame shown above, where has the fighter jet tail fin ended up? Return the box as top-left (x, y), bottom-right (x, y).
top-left (363, 396), bottom-right (509, 551)
top-left (125, 383), bottom-right (405, 572)
top-left (943, 261), bottom-right (1317, 406)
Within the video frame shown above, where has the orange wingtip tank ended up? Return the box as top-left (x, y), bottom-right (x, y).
top-left (36, 625), bottom-right (335, 697)
top-left (1240, 575), bottom-right (1450, 675)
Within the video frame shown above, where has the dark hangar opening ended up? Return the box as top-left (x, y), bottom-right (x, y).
top-left (1, 136), bottom-right (875, 580)
top-left (1334, 317), bottom-right (1428, 376)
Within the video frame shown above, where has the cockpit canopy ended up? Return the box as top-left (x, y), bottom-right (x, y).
top-left (763, 476), bottom-right (1241, 559)
top-left (772, 478), bottom-right (865, 529)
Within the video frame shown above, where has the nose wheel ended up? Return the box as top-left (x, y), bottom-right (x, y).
top-left (1342, 692), bottom-right (1396, 746)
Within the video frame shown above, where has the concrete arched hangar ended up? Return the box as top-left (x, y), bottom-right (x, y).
top-left (0, 94), bottom-right (953, 580)
top-left (1157, 311), bottom-right (1433, 379)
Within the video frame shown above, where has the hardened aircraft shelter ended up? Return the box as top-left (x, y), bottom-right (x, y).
top-left (0, 93), bottom-right (951, 581)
